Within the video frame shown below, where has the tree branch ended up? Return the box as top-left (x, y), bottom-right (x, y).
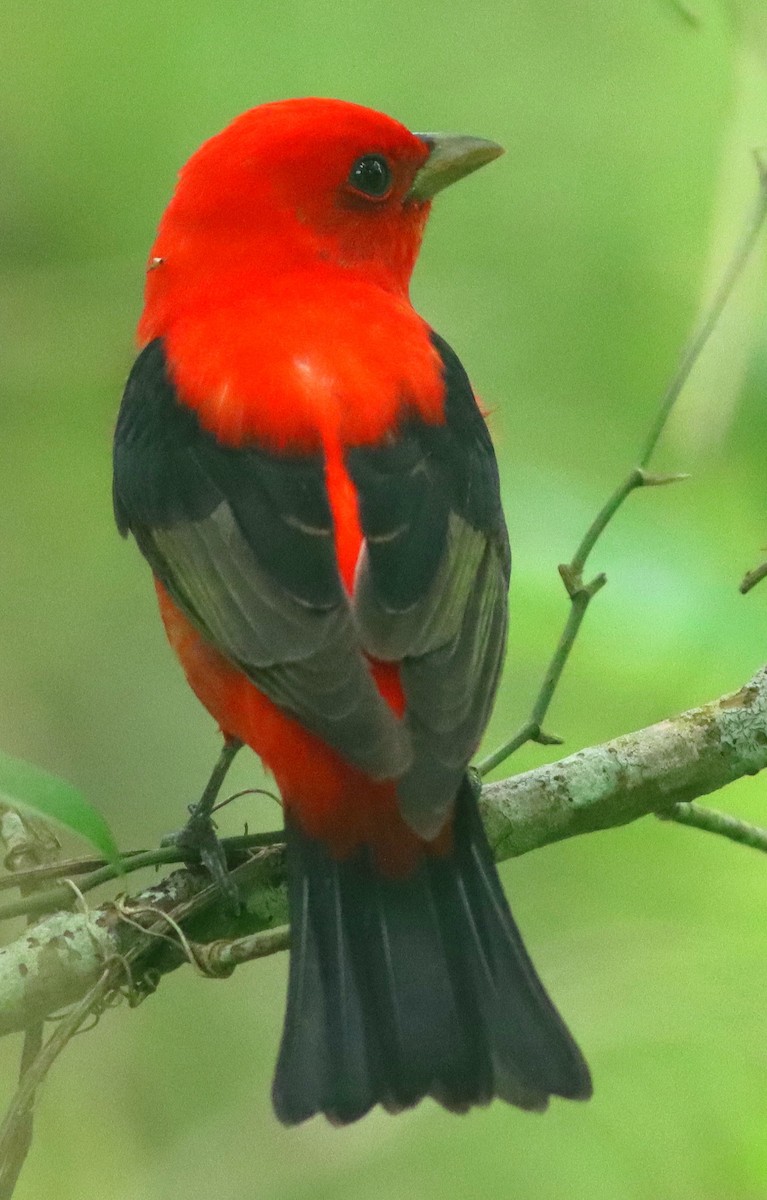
top-left (0, 805), bottom-right (61, 1198)
top-left (0, 664), bottom-right (765, 1036)
top-left (478, 663), bottom-right (767, 859)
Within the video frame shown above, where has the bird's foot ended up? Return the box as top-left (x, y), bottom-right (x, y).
top-left (163, 807), bottom-right (241, 913)
top-left (162, 738), bottom-right (244, 913)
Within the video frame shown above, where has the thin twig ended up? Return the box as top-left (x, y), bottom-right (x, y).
top-left (658, 801), bottom-right (767, 853)
top-left (740, 560), bottom-right (767, 595)
top-left (477, 472), bottom-right (687, 775)
top-left (192, 924), bottom-right (291, 977)
top-left (0, 828), bottom-right (284, 899)
top-left (478, 167), bottom-right (767, 777)
top-left (0, 856), bottom-right (112, 891)
top-left (0, 830), bottom-right (283, 925)
top-left (638, 152), bottom-right (767, 470)
top-left (666, 0), bottom-right (701, 26)
top-left (0, 1026), bottom-right (42, 1200)
top-left (212, 786), bottom-right (281, 814)
top-left (0, 969), bottom-right (114, 1175)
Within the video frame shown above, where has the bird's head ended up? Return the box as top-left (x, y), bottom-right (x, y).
top-left (145, 98), bottom-right (503, 299)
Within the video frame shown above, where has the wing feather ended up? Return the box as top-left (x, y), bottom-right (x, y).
top-left (348, 332), bottom-right (510, 837)
top-left (114, 339), bottom-right (410, 780)
top-left (114, 332), bottom-right (508, 822)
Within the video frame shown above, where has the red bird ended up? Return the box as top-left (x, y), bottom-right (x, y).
top-left (113, 98), bottom-right (591, 1123)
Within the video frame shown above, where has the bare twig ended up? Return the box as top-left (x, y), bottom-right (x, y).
top-left (665, 0), bottom-right (701, 26)
top-left (658, 801), bottom-right (767, 853)
top-left (637, 153), bottom-right (767, 469)
top-left (0, 1025), bottom-right (42, 1200)
top-left (477, 471), bottom-right (688, 774)
top-left (478, 167), bottom-right (767, 777)
top-left (0, 830), bottom-right (283, 924)
top-left (0, 968), bottom-right (115, 1185)
top-left (192, 924), bottom-right (291, 977)
top-left (740, 560), bottom-right (767, 595)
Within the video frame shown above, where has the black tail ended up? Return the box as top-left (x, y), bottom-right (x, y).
top-left (272, 778), bottom-right (591, 1125)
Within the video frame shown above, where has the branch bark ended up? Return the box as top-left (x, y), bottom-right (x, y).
top-left (1, 664), bottom-right (766, 1036)
top-left (479, 664), bottom-right (767, 859)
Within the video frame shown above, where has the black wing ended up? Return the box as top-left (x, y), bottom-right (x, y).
top-left (348, 332), bottom-right (510, 837)
top-left (113, 339), bottom-right (410, 780)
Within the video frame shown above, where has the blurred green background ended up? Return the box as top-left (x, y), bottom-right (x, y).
top-left (3, 1), bottom-right (767, 1197)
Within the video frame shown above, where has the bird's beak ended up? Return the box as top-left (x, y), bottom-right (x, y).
top-left (407, 133), bottom-right (504, 201)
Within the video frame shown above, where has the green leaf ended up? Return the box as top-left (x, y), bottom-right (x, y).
top-left (0, 750), bottom-right (120, 865)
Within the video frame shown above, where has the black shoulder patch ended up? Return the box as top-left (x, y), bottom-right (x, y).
top-left (113, 338), bottom-right (342, 608)
top-left (346, 331), bottom-right (509, 612)
top-left (428, 330), bottom-right (507, 537)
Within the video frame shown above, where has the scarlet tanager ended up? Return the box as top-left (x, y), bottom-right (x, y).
top-left (113, 97), bottom-right (591, 1123)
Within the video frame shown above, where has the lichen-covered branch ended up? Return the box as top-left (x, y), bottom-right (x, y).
top-left (0, 804), bottom-right (62, 1198)
top-left (0, 847), bottom-right (287, 1036)
top-left (478, 664), bottom-right (767, 859)
top-left (0, 664), bottom-right (766, 1036)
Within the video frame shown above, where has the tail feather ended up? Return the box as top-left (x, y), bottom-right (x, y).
top-left (272, 778), bottom-right (591, 1125)
top-left (356, 856), bottom-right (492, 1114)
top-left (273, 840), bottom-right (379, 1124)
top-left (453, 796), bottom-right (590, 1103)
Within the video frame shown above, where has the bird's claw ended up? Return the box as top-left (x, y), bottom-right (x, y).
top-left (162, 812), bottom-right (241, 914)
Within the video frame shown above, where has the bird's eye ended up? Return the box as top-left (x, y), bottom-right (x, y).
top-left (348, 155), bottom-right (392, 198)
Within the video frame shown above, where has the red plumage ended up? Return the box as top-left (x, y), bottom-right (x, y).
top-left (114, 98), bottom-right (591, 1123)
top-left (143, 101), bottom-right (445, 870)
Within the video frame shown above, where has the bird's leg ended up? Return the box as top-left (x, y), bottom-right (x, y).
top-left (163, 737), bottom-right (243, 910)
